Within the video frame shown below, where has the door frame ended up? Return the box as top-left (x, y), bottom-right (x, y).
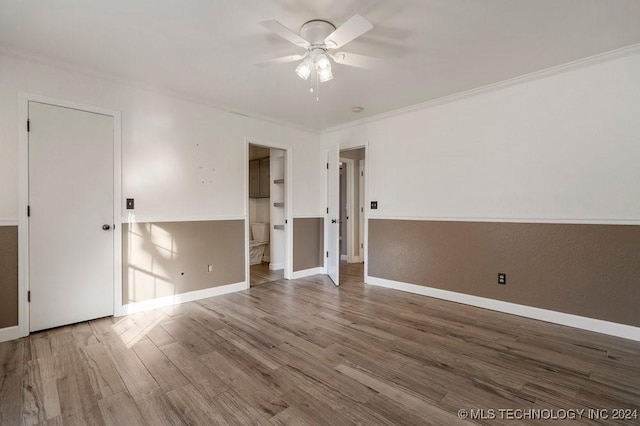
top-left (327, 142), bottom-right (369, 282)
top-left (358, 159), bottom-right (365, 263)
top-left (244, 138), bottom-right (293, 285)
top-left (339, 157), bottom-right (356, 263)
top-left (18, 93), bottom-right (122, 337)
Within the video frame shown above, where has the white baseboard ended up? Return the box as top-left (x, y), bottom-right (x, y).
top-left (340, 255), bottom-right (347, 261)
top-left (366, 276), bottom-right (640, 342)
top-left (291, 267), bottom-right (325, 279)
top-left (269, 262), bottom-right (284, 271)
top-left (119, 281), bottom-right (246, 316)
top-left (262, 255), bottom-right (270, 262)
top-left (0, 325), bottom-right (21, 343)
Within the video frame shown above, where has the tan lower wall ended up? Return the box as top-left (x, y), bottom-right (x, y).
top-left (369, 219), bottom-right (640, 327)
top-left (0, 226), bottom-right (18, 328)
top-left (293, 218), bottom-right (324, 272)
top-left (123, 220), bottom-right (245, 304)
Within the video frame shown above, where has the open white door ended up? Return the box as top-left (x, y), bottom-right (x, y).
top-left (29, 101), bottom-right (114, 331)
top-left (326, 147), bottom-right (340, 286)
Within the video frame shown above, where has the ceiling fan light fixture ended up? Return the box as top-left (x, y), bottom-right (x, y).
top-left (317, 67), bottom-right (333, 83)
top-left (316, 53), bottom-right (331, 70)
top-left (315, 54), bottom-right (333, 82)
top-left (295, 58), bottom-right (312, 80)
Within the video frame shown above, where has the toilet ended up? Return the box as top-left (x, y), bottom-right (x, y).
top-left (249, 223), bottom-right (269, 265)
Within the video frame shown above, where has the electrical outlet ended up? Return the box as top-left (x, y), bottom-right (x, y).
top-left (126, 198), bottom-right (135, 209)
top-left (208, 264), bottom-right (214, 273)
top-left (498, 273), bottom-right (506, 285)
top-left (371, 201), bottom-right (378, 209)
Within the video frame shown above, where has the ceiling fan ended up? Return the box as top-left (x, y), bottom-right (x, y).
top-left (258, 14), bottom-right (377, 85)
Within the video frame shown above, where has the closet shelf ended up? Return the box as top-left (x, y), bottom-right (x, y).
top-left (273, 202), bottom-right (284, 208)
top-left (273, 178), bottom-right (284, 184)
top-left (273, 225), bottom-right (285, 230)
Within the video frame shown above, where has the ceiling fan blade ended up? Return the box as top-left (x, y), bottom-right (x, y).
top-left (330, 52), bottom-right (380, 69)
top-left (324, 14), bottom-right (373, 49)
top-left (260, 20), bottom-right (310, 48)
top-left (255, 54), bottom-right (307, 67)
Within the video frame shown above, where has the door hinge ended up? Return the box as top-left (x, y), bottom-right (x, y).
top-left (361, 171), bottom-right (363, 176)
top-left (28, 291), bottom-right (31, 303)
top-left (326, 251), bottom-right (329, 258)
top-left (27, 119), bottom-right (30, 132)
top-left (326, 163), bottom-right (329, 169)
top-left (361, 243), bottom-right (364, 248)
top-left (361, 207), bottom-right (363, 213)
top-left (27, 205), bottom-right (30, 217)
top-left (326, 207), bottom-right (329, 214)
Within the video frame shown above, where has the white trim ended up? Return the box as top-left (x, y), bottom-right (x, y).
top-left (269, 262), bottom-right (285, 271)
top-left (367, 276), bottom-right (640, 342)
top-left (0, 47), bottom-right (319, 135)
top-left (335, 142), bottom-right (369, 281)
top-left (323, 43), bottom-right (640, 134)
top-left (18, 94), bottom-right (28, 337)
top-left (0, 218), bottom-right (18, 226)
top-left (291, 267), bottom-right (325, 280)
top-left (113, 107), bottom-right (123, 317)
top-left (340, 254), bottom-right (347, 261)
top-left (18, 92), bottom-right (123, 334)
top-left (340, 157), bottom-right (356, 263)
top-left (0, 326), bottom-right (21, 343)
top-left (352, 256), bottom-right (363, 263)
top-left (120, 282), bottom-right (246, 316)
top-left (368, 216), bottom-right (640, 226)
top-left (358, 159), bottom-right (365, 260)
top-left (122, 215), bottom-right (245, 224)
top-left (245, 138), bottom-right (294, 284)
top-left (293, 214), bottom-right (325, 219)
top-left (244, 141), bottom-right (250, 289)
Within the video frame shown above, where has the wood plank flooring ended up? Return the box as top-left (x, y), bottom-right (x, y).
top-left (250, 262), bottom-right (284, 287)
top-left (2, 264), bottom-right (640, 425)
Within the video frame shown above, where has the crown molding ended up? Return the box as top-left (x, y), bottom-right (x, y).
top-left (0, 46), bottom-right (320, 135)
top-left (322, 42), bottom-right (640, 134)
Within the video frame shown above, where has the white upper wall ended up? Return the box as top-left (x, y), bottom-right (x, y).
top-left (0, 53), bottom-right (324, 221)
top-left (323, 52), bottom-right (640, 222)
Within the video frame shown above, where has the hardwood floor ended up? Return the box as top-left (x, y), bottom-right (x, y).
top-left (250, 262), bottom-right (284, 287)
top-left (2, 266), bottom-right (640, 425)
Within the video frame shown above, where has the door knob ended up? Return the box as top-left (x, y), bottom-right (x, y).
top-left (102, 224), bottom-right (111, 231)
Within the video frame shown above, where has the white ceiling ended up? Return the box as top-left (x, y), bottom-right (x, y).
top-left (2, 0), bottom-right (640, 131)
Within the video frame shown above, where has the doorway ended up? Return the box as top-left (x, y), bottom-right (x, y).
top-left (339, 148), bottom-right (366, 285)
top-left (246, 142), bottom-right (292, 286)
top-left (23, 98), bottom-right (121, 332)
top-left (326, 145), bottom-right (366, 287)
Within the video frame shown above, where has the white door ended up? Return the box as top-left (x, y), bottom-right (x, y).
top-left (29, 101), bottom-right (114, 332)
top-left (326, 147), bottom-right (340, 286)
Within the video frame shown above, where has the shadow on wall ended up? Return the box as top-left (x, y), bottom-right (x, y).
top-left (125, 222), bottom-right (179, 303)
top-left (122, 219), bottom-right (246, 305)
